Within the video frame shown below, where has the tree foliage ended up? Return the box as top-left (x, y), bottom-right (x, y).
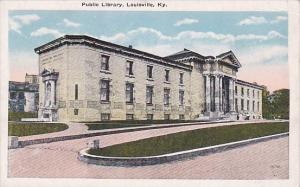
top-left (262, 87), bottom-right (289, 119)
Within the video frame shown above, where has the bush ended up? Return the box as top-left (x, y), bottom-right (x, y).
top-left (8, 111), bottom-right (38, 121)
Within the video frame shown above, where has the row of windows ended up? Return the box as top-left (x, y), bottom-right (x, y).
top-left (95, 113), bottom-right (185, 120)
top-left (235, 98), bottom-right (260, 112)
top-left (74, 110), bottom-right (186, 120)
top-left (74, 81), bottom-right (185, 106)
top-left (101, 55), bottom-right (184, 84)
top-left (235, 86), bottom-right (260, 99)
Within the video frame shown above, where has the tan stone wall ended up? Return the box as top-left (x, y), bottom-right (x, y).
top-left (235, 83), bottom-right (262, 118)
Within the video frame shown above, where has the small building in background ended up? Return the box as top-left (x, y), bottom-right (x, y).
top-left (9, 74), bottom-right (39, 112)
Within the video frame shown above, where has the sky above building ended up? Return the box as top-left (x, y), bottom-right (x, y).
top-left (9, 11), bottom-right (288, 92)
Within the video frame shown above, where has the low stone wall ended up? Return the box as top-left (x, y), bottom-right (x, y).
top-left (78, 132), bottom-right (289, 167)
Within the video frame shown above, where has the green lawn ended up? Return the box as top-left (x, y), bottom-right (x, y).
top-left (86, 120), bottom-right (204, 130)
top-left (8, 122), bottom-right (68, 137)
top-left (88, 122), bottom-right (289, 157)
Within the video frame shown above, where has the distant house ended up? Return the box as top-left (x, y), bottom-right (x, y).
top-left (9, 74), bottom-right (39, 112)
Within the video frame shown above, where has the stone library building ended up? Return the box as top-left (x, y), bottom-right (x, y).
top-left (34, 35), bottom-right (263, 122)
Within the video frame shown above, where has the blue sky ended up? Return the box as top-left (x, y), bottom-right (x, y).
top-left (9, 11), bottom-right (288, 91)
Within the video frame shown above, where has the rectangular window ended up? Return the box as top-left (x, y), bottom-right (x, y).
top-left (126, 114), bottom-right (134, 120)
top-left (165, 69), bottom-right (170, 82)
top-left (147, 65), bottom-right (153, 79)
top-left (75, 84), bottom-right (78, 100)
top-left (146, 86), bottom-right (153, 105)
top-left (247, 89), bottom-right (250, 97)
top-left (253, 101), bottom-right (255, 112)
top-left (179, 114), bottom-right (185, 120)
top-left (164, 88), bottom-right (170, 106)
top-left (247, 100), bottom-right (249, 111)
top-left (241, 99), bottom-right (244, 110)
top-left (147, 114), bottom-right (153, 120)
top-left (235, 98), bottom-right (238, 112)
top-left (101, 113), bottom-right (110, 121)
top-left (235, 86), bottom-right (237, 95)
top-left (257, 101), bottom-right (260, 111)
top-left (241, 87), bottom-right (244, 96)
top-left (257, 91), bottom-right (260, 99)
top-left (253, 90), bottom-right (255, 98)
top-left (74, 109), bottom-right (79, 115)
top-left (164, 114), bottom-right (170, 120)
top-left (100, 80), bottom-right (110, 102)
top-left (126, 60), bottom-right (134, 75)
top-left (179, 73), bottom-right (184, 84)
top-left (126, 83), bottom-right (134, 103)
top-left (101, 55), bottom-right (110, 70)
top-left (179, 90), bottom-right (184, 106)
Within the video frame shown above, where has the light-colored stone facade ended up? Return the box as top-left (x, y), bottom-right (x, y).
top-left (35, 35), bottom-right (263, 122)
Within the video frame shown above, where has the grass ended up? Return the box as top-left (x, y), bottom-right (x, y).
top-left (85, 120), bottom-right (204, 130)
top-left (8, 122), bottom-right (68, 137)
top-left (88, 122), bottom-right (289, 157)
top-left (8, 111), bottom-right (38, 121)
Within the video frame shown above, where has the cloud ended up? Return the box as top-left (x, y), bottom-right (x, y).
top-left (238, 16), bottom-right (268, 25)
top-left (236, 44), bottom-right (288, 92)
top-left (239, 15), bottom-right (288, 26)
top-left (63, 18), bottom-right (81, 27)
top-left (31, 27), bottom-right (64, 38)
top-left (174, 18), bottom-right (199, 26)
top-left (99, 27), bottom-right (286, 45)
top-left (13, 14), bottom-right (40, 25)
top-left (9, 51), bottom-right (38, 81)
top-left (270, 16), bottom-right (288, 24)
top-left (9, 17), bottom-right (22, 34)
top-left (9, 14), bottom-right (40, 34)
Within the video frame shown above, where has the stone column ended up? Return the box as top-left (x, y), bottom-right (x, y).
top-left (205, 74), bottom-right (211, 112)
top-left (233, 79), bottom-right (236, 112)
top-left (229, 78), bottom-right (234, 112)
top-left (219, 76), bottom-right (223, 112)
top-left (214, 75), bottom-right (220, 112)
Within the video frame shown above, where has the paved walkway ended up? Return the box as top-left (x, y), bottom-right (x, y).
top-left (8, 120), bottom-right (288, 179)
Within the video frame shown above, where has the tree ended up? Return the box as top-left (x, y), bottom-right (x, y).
top-left (271, 89), bottom-right (289, 119)
top-left (262, 86), bottom-right (272, 119)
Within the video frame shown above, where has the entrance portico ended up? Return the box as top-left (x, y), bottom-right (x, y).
top-left (38, 69), bottom-right (59, 121)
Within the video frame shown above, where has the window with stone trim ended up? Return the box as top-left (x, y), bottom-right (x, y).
top-left (235, 98), bottom-right (238, 112)
top-left (257, 101), bottom-right (260, 111)
top-left (74, 109), bottom-right (79, 115)
top-left (179, 73), bottom-right (184, 84)
top-left (241, 87), bottom-right (244, 96)
top-left (247, 100), bottom-right (249, 111)
top-left (100, 80), bottom-right (110, 102)
top-left (241, 99), bottom-right (244, 110)
top-left (253, 101), bottom-right (255, 111)
top-left (165, 69), bottom-right (170, 82)
top-left (101, 113), bottom-right (110, 121)
top-left (253, 90), bottom-right (255, 98)
top-left (247, 89), bottom-right (250, 97)
top-left (146, 86), bottom-right (153, 105)
top-left (75, 84), bottom-right (78, 100)
top-left (179, 90), bottom-right (184, 106)
top-left (126, 60), bottom-right (134, 75)
top-left (164, 88), bottom-right (170, 106)
top-left (147, 114), bottom-right (153, 120)
top-left (126, 83), bottom-right (134, 103)
top-left (179, 114), bottom-right (185, 120)
top-left (101, 55), bottom-right (110, 71)
top-left (164, 114), bottom-right (170, 120)
top-left (235, 86), bottom-right (237, 95)
top-left (147, 65), bottom-right (153, 79)
top-left (126, 114), bottom-right (134, 120)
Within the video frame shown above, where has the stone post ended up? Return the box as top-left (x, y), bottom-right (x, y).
top-left (214, 75), bottom-right (219, 112)
top-left (205, 74), bottom-right (211, 112)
